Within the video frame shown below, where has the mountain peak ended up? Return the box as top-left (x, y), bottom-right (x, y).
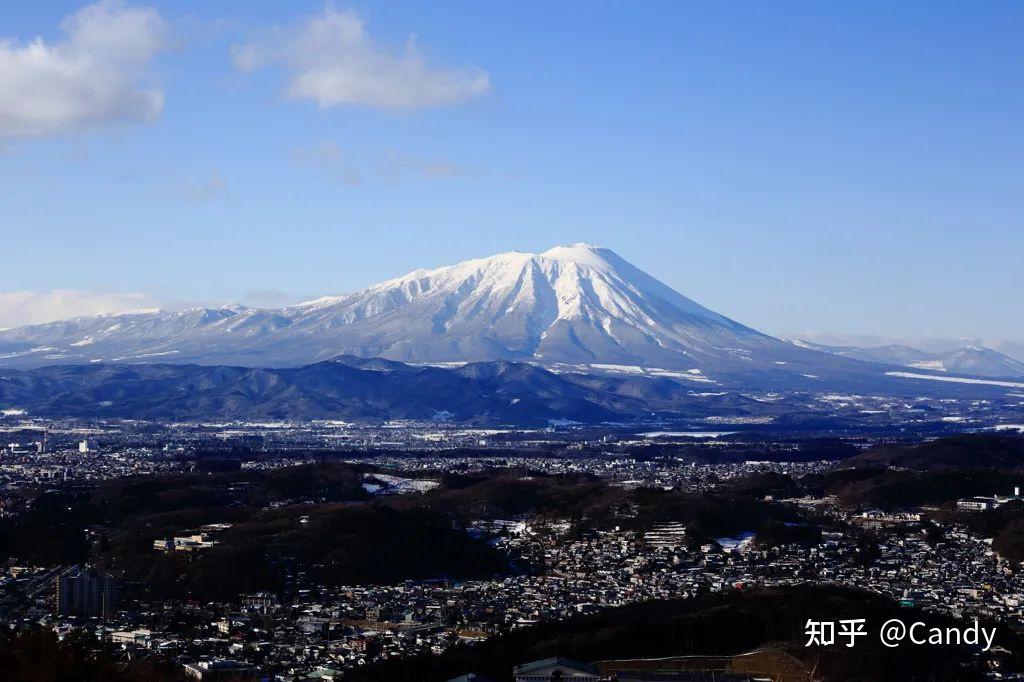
top-left (539, 242), bottom-right (615, 270)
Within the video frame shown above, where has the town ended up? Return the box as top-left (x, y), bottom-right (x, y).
top-left (2, 416), bottom-right (1024, 680)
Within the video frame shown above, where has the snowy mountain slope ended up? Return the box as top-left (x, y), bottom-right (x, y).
top-left (792, 340), bottom-right (1024, 378)
top-left (0, 244), bottom-right (907, 386)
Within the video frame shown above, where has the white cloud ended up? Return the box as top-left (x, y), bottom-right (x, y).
top-left (0, 289), bottom-right (315, 329)
top-left (0, 290), bottom-right (162, 328)
top-left (233, 7), bottom-right (489, 110)
top-left (0, 0), bottom-right (167, 138)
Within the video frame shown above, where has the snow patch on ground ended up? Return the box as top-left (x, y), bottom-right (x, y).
top-left (111, 350), bottom-right (180, 361)
top-left (590, 364), bottom-right (716, 383)
top-left (909, 360), bottom-right (946, 371)
top-left (886, 371), bottom-right (1024, 389)
top-left (717, 531), bottom-right (755, 552)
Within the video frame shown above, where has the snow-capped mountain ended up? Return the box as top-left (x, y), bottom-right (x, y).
top-left (0, 244), bottom-right (898, 385)
top-left (936, 346), bottom-right (1024, 377)
top-left (792, 339), bottom-right (1024, 378)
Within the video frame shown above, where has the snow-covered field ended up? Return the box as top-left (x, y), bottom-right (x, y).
top-left (589, 364), bottom-right (716, 383)
top-left (641, 431), bottom-right (736, 439)
top-left (362, 473), bottom-right (440, 495)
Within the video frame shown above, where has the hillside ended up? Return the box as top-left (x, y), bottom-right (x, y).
top-left (348, 584), bottom-right (991, 682)
top-left (846, 434), bottom-right (1024, 470)
top-left (0, 356), bottom-right (818, 424)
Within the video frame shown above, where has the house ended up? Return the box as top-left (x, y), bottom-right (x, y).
top-left (512, 657), bottom-right (601, 681)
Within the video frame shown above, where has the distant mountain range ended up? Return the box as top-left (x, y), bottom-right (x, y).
top-left (0, 244), bottom-right (1020, 408)
top-left (791, 340), bottom-right (1024, 378)
top-left (0, 354), bottom-right (1018, 425)
top-left (0, 355), bottom-right (807, 424)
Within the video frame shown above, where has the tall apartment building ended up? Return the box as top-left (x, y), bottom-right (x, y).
top-left (54, 565), bottom-right (119, 617)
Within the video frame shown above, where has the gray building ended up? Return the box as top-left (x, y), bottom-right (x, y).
top-left (55, 565), bottom-right (119, 617)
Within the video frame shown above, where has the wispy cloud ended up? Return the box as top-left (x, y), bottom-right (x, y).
top-left (292, 140), bottom-right (467, 186)
top-left (292, 140), bottom-right (362, 185)
top-left (233, 7), bottom-right (489, 110)
top-left (178, 169), bottom-right (230, 202)
top-left (377, 153), bottom-right (463, 182)
top-left (0, 0), bottom-right (167, 139)
top-left (242, 289), bottom-right (308, 308)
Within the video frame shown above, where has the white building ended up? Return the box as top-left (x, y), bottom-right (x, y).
top-left (110, 629), bottom-right (151, 646)
top-left (957, 497), bottom-right (996, 512)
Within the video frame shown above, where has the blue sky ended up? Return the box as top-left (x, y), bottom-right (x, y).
top-left (0, 1), bottom-right (1021, 340)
